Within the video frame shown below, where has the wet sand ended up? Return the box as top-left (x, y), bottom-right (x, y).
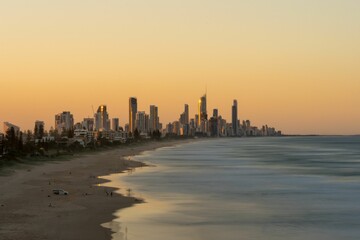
top-left (0, 140), bottom-right (193, 240)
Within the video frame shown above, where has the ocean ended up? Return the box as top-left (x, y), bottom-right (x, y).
top-left (107, 136), bottom-right (360, 240)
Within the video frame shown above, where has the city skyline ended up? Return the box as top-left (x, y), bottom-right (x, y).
top-left (0, 89), bottom-right (357, 135)
top-left (1, 1), bottom-right (360, 135)
top-left (0, 93), bottom-right (280, 137)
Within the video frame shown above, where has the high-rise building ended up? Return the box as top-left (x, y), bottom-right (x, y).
top-left (180, 113), bottom-right (185, 125)
top-left (195, 114), bottom-right (199, 129)
top-left (232, 100), bottom-right (238, 136)
top-left (124, 124), bottom-right (130, 133)
top-left (219, 118), bottom-right (227, 136)
top-left (209, 117), bottom-right (219, 137)
top-left (82, 118), bottom-right (94, 131)
top-left (184, 104), bottom-right (189, 125)
top-left (166, 122), bottom-right (173, 135)
top-left (3, 122), bottom-right (20, 137)
top-left (129, 97), bottom-right (137, 133)
top-left (172, 121), bottom-right (181, 135)
top-left (149, 105), bottom-right (159, 132)
top-left (180, 104), bottom-right (189, 126)
top-left (112, 118), bottom-right (120, 131)
top-left (95, 105), bottom-right (109, 131)
top-left (55, 112), bottom-right (74, 133)
top-left (136, 111), bottom-right (146, 133)
top-left (213, 109), bottom-right (218, 118)
top-left (145, 114), bottom-right (150, 133)
top-left (198, 94), bottom-right (207, 125)
top-left (34, 121), bottom-right (45, 139)
top-left (190, 118), bottom-right (195, 129)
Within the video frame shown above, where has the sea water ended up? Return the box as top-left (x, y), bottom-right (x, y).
top-left (108, 136), bottom-right (360, 240)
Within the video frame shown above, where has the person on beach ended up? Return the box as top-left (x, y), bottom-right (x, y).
top-left (110, 191), bottom-right (113, 197)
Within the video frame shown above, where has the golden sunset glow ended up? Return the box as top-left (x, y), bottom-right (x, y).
top-left (1, 1), bottom-right (359, 134)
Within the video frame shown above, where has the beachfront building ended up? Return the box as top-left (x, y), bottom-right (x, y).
top-left (55, 111), bottom-right (74, 134)
top-left (129, 97), bottom-right (137, 133)
top-left (179, 104), bottom-right (190, 136)
top-left (188, 118), bottom-right (196, 136)
top-left (213, 109), bottom-right (218, 118)
top-left (34, 120), bottom-right (45, 139)
top-left (180, 104), bottom-right (189, 125)
top-left (136, 111), bottom-right (147, 133)
top-left (195, 114), bottom-right (199, 129)
top-left (209, 117), bottom-right (219, 137)
top-left (3, 122), bottom-right (20, 137)
top-left (219, 117), bottom-right (227, 136)
top-left (149, 105), bottom-right (159, 132)
top-left (195, 93), bottom-right (209, 135)
top-left (95, 105), bottom-right (110, 131)
top-left (232, 100), bottom-right (238, 136)
top-left (112, 118), bottom-right (120, 132)
top-left (82, 118), bottom-right (95, 131)
top-left (172, 121), bottom-right (181, 135)
top-left (145, 114), bottom-right (150, 133)
top-left (198, 94), bottom-right (207, 126)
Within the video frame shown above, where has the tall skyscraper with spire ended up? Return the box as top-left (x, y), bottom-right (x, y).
top-left (198, 94), bottom-right (207, 126)
top-left (232, 100), bottom-right (238, 136)
top-left (184, 104), bottom-right (189, 125)
top-left (129, 97), bottom-right (137, 133)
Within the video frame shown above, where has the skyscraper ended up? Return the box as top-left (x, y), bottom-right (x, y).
top-left (145, 114), bottom-right (150, 133)
top-left (34, 120), bottom-right (45, 139)
top-left (136, 111), bottom-right (146, 133)
top-left (3, 122), bottom-right (20, 137)
top-left (129, 97), bottom-right (137, 133)
top-left (82, 118), bottom-right (94, 131)
top-left (55, 111), bottom-right (74, 133)
top-left (184, 104), bottom-right (189, 125)
top-left (209, 117), bottom-right (219, 137)
top-left (179, 104), bottom-right (189, 126)
top-left (198, 94), bottom-right (207, 125)
top-left (95, 105), bottom-right (109, 131)
top-left (213, 109), bottom-right (218, 118)
top-left (112, 118), bottom-right (119, 131)
top-left (232, 100), bottom-right (238, 136)
top-left (195, 114), bottom-right (199, 129)
top-left (149, 105), bottom-right (158, 132)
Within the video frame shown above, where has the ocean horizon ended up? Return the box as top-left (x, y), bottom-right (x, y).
top-left (106, 136), bottom-right (360, 240)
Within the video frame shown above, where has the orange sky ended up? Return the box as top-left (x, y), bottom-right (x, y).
top-left (0, 1), bottom-right (359, 135)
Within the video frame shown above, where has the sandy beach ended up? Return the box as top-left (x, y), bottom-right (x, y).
top-left (0, 140), bottom-right (192, 240)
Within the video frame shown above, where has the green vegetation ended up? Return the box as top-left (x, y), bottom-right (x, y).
top-left (0, 127), bottom-right (194, 171)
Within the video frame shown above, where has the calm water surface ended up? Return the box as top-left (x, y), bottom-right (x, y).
top-left (106, 136), bottom-right (360, 240)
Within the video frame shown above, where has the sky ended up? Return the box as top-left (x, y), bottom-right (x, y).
top-left (0, 0), bottom-right (359, 135)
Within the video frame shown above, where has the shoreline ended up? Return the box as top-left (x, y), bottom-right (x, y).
top-left (0, 139), bottom-right (197, 240)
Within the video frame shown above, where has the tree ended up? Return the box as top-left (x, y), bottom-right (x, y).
top-left (67, 128), bottom-right (74, 138)
top-left (39, 124), bottom-right (44, 139)
top-left (152, 130), bottom-right (161, 140)
top-left (61, 127), bottom-right (67, 137)
top-left (26, 130), bottom-right (32, 143)
top-left (18, 132), bottom-right (23, 151)
top-left (24, 130), bottom-right (36, 154)
top-left (34, 124), bottom-right (38, 139)
top-left (5, 127), bottom-right (17, 151)
top-left (133, 129), bottom-right (140, 140)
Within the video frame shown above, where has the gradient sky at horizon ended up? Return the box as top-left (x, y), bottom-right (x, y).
top-left (1, 0), bottom-right (359, 135)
